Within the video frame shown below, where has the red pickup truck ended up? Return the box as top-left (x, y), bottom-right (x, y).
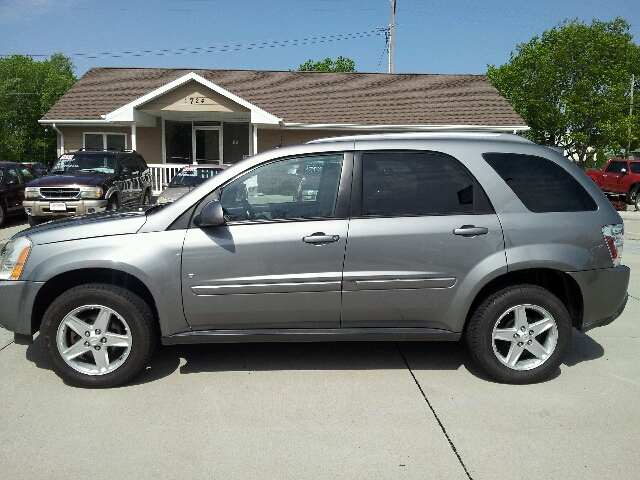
top-left (586, 159), bottom-right (640, 210)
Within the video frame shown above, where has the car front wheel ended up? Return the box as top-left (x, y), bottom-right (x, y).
top-left (466, 285), bottom-right (572, 384)
top-left (40, 284), bottom-right (155, 388)
top-left (107, 196), bottom-right (120, 211)
top-left (141, 189), bottom-right (151, 206)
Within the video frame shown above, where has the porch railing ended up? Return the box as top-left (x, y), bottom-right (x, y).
top-left (147, 164), bottom-right (189, 195)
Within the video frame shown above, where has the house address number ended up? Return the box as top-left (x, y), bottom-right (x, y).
top-left (184, 97), bottom-right (208, 104)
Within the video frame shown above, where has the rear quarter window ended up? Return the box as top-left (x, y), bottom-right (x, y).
top-left (482, 152), bottom-right (598, 212)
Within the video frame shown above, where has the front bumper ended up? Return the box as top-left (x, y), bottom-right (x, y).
top-left (0, 280), bottom-right (44, 336)
top-left (568, 265), bottom-right (630, 332)
top-left (23, 199), bottom-right (108, 218)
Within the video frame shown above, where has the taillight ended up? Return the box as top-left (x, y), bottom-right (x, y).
top-left (602, 224), bottom-right (624, 267)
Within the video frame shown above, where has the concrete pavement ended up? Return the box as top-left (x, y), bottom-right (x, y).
top-left (0, 212), bottom-right (638, 479)
top-left (0, 215), bottom-right (29, 249)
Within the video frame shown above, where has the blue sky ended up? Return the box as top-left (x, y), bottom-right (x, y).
top-left (1, 0), bottom-right (639, 78)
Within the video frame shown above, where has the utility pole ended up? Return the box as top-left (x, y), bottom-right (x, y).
top-left (628, 74), bottom-right (635, 158)
top-left (389, 0), bottom-right (396, 73)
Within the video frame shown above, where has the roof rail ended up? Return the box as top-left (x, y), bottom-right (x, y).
top-left (77, 148), bottom-right (136, 153)
top-left (306, 131), bottom-right (530, 145)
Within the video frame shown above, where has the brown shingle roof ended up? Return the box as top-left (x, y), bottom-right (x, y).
top-left (42, 68), bottom-right (526, 127)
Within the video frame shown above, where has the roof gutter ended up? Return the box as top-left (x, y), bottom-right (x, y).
top-left (280, 123), bottom-right (530, 132)
top-left (39, 119), bottom-right (114, 125)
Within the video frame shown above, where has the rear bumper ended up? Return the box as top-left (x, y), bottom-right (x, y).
top-left (23, 199), bottom-right (108, 218)
top-left (568, 265), bottom-right (630, 332)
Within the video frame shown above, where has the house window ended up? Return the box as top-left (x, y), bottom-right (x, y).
top-left (84, 133), bottom-right (127, 151)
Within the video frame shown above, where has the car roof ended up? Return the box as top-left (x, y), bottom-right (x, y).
top-left (0, 162), bottom-right (29, 167)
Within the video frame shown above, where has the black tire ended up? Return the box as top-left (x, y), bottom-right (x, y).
top-left (106, 195), bottom-right (120, 211)
top-left (466, 285), bottom-right (572, 384)
top-left (27, 216), bottom-right (42, 227)
top-left (40, 284), bottom-right (156, 388)
top-left (631, 185), bottom-right (640, 211)
top-left (141, 189), bottom-right (151, 206)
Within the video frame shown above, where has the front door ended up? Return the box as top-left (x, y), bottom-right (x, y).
top-left (193, 127), bottom-right (222, 164)
top-left (181, 153), bottom-right (350, 330)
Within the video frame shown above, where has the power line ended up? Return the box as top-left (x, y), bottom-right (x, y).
top-left (376, 27), bottom-right (390, 72)
top-left (2, 29), bottom-right (385, 60)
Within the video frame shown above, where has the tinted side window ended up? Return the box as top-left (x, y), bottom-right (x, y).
top-left (19, 166), bottom-right (37, 182)
top-left (7, 167), bottom-right (20, 184)
top-left (483, 153), bottom-right (597, 212)
top-left (136, 156), bottom-right (148, 170)
top-left (220, 154), bottom-right (344, 222)
top-left (361, 152), bottom-right (492, 216)
top-left (120, 156), bottom-right (138, 173)
top-left (629, 162), bottom-right (640, 174)
top-left (605, 161), bottom-right (627, 173)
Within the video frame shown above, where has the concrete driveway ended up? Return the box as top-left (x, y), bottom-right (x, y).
top-left (0, 214), bottom-right (29, 249)
top-left (0, 212), bottom-right (638, 479)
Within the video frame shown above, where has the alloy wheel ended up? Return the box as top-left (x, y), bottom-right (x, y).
top-left (56, 304), bottom-right (132, 376)
top-left (491, 304), bottom-right (558, 371)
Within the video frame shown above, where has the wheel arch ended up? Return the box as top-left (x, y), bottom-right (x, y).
top-left (105, 188), bottom-right (121, 203)
top-left (31, 268), bottom-right (158, 335)
top-left (464, 268), bottom-right (584, 332)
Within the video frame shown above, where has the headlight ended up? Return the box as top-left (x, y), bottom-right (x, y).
top-left (25, 187), bottom-right (39, 198)
top-left (0, 236), bottom-right (32, 280)
top-left (80, 187), bottom-right (103, 199)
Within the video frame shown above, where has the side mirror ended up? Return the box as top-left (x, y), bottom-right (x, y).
top-left (195, 200), bottom-right (225, 227)
top-left (121, 168), bottom-right (131, 176)
top-left (620, 168), bottom-right (628, 175)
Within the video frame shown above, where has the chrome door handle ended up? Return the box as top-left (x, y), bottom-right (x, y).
top-left (303, 233), bottom-right (340, 243)
top-left (453, 225), bottom-right (489, 236)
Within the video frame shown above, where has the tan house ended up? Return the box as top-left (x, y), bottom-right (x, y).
top-left (40, 67), bottom-right (528, 166)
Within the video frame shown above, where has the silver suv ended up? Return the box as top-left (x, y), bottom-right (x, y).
top-left (0, 133), bottom-right (630, 388)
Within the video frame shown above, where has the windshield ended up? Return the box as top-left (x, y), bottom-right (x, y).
top-left (169, 166), bottom-right (223, 187)
top-left (50, 153), bottom-right (116, 174)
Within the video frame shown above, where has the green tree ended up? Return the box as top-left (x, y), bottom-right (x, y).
top-left (0, 54), bottom-right (76, 165)
top-left (487, 18), bottom-right (640, 169)
top-left (298, 56), bottom-right (356, 72)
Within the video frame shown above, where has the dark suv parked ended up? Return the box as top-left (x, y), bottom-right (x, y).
top-left (0, 162), bottom-right (39, 227)
top-left (0, 133), bottom-right (630, 388)
top-left (22, 149), bottom-right (152, 226)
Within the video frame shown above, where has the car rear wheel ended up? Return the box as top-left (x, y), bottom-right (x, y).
top-left (632, 185), bottom-right (640, 211)
top-left (466, 285), bottom-right (572, 384)
top-left (40, 284), bottom-right (155, 388)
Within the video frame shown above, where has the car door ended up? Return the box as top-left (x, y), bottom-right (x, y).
top-left (5, 166), bottom-right (25, 214)
top-left (602, 160), bottom-right (626, 192)
top-left (181, 153), bottom-right (351, 330)
top-left (118, 156), bottom-right (139, 205)
top-left (341, 151), bottom-right (506, 332)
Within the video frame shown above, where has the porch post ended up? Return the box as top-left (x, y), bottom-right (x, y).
top-left (252, 125), bottom-right (258, 156)
top-left (131, 123), bottom-right (137, 151)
